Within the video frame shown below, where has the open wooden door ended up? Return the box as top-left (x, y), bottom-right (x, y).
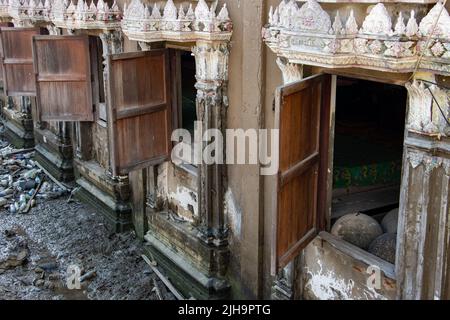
top-left (0, 27), bottom-right (40, 96)
top-left (107, 50), bottom-right (172, 176)
top-left (272, 74), bottom-right (332, 274)
top-left (0, 23), bottom-right (12, 82)
top-left (32, 35), bottom-right (94, 121)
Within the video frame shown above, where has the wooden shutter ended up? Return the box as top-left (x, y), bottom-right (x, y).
top-left (32, 35), bottom-right (94, 121)
top-left (0, 27), bottom-right (40, 96)
top-left (272, 74), bottom-right (332, 274)
top-left (0, 23), bottom-right (12, 82)
top-left (107, 50), bottom-right (172, 176)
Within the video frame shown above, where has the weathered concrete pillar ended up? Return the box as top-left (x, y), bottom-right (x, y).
top-left (396, 75), bottom-right (450, 300)
top-left (193, 40), bottom-right (230, 246)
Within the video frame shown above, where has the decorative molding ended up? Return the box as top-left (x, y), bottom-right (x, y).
top-left (405, 79), bottom-right (450, 136)
top-left (192, 41), bottom-right (230, 83)
top-left (276, 57), bottom-right (303, 84)
top-left (263, 0), bottom-right (450, 75)
top-left (0, 0), bottom-right (121, 30)
top-left (122, 0), bottom-right (232, 43)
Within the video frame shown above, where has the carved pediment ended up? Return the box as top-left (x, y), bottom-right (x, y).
top-left (419, 2), bottom-right (450, 38)
top-left (361, 3), bottom-right (392, 36)
top-left (263, 1), bottom-right (450, 75)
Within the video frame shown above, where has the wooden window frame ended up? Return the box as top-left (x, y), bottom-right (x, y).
top-left (272, 73), bottom-right (332, 275)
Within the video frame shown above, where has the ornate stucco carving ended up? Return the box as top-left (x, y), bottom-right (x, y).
top-left (419, 1), bottom-right (450, 38)
top-left (192, 41), bottom-right (230, 83)
top-left (361, 3), bottom-right (392, 36)
top-left (0, 0), bottom-right (121, 30)
top-left (276, 57), bottom-right (303, 84)
top-left (122, 0), bottom-right (232, 43)
top-left (263, 1), bottom-right (450, 75)
top-left (0, 0), bottom-right (234, 38)
top-left (406, 79), bottom-right (450, 137)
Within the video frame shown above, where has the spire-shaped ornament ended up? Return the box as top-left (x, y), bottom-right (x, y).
top-left (151, 2), bottom-right (161, 19)
top-left (163, 0), bottom-right (177, 20)
top-left (195, 0), bottom-right (210, 21)
top-left (406, 10), bottom-right (418, 37)
top-left (394, 12), bottom-right (406, 36)
top-left (186, 3), bottom-right (195, 20)
top-left (345, 10), bottom-right (358, 35)
top-left (268, 6), bottom-right (274, 25)
top-left (178, 4), bottom-right (185, 20)
top-left (332, 10), bottom-right (344, 35)
top-left (217, 4), bottom-right (230, 22)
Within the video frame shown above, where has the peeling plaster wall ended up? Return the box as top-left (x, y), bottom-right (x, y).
top-left (301, 237), bottom-right (396, 300)
top-left (156, 162), bottom-right (199, 222)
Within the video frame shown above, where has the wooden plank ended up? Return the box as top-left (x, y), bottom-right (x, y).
top-left (272, 73), bottom-right (332, 274)
top-left (0, 27), bottom-right (40, 96)
top-left (107, 49), bottom-right (172, 176)
top-left (33, 35), bottom-right (94, 122)
top-left (130, 169), bottom-right (148, 239)
top-left (331, 186), bottom-right (400, 219)
top-left (319, 231), bottom-right (396, 279)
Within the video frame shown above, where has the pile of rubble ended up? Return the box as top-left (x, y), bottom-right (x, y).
top-left (0, 141), bottom-right (68, 214)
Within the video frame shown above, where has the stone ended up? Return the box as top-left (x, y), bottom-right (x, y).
top-left (381, 208), bottom-right (399, 234)
top-left (368, 233), bottom-right (397, 264)
top-left (331, 213), bottom-right (383, 250)
top-left (37, 262), bottom-right (58, 272)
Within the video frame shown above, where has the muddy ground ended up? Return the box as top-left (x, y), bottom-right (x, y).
top-left (0, 197), bottom-right (174, 300)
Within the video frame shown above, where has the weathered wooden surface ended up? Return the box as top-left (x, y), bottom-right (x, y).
top-left (33, 35), bottom-right (94, 121)
top-left (130, 168), bottom-right (148, 240)
top-left (301, 232), bottom-right (397, 300)
top-left (396, 138), bottom-right (450, 300)
top-left (0, 27), bottom-right (40, 96)
top-left (273, 73), bottom-right (331, 273)
top-left (107, 49), bottom-right (172, 176)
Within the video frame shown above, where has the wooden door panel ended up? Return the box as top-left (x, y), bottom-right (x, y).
top-left (273, 74), bottom-right (332, 274)
top-left (0, 22), bottom-right (10, 82)
top-left (33, 35), bottom-right (93, 121)
top-left (108, 50), bottom-right (172, 176)
top-left (0, 27), bottom-right (40, 96)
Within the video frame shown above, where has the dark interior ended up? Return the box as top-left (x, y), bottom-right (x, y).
top-left (180, 51), bottom-right (197, 133)
top-left (331, 76), bottom-right (407, 220)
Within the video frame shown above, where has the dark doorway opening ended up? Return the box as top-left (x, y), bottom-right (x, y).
top-left (180, 51), bottom-right (197, 134)
top-left (330, 76), bottom-right (407, 264)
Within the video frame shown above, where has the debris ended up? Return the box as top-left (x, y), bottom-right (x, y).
top-left (34, 161), bottom-right (70, 192)
top-left (22, 180), bottom-right (43, 214)
top-left (141, 254), bottom-right (184, 300)
top-left (37, 262), bottom-right (58, 272)
top-left (0, 136), bottom-right (68, 213)
top-left (152, 278), bottom-right (163, 300)
top-left (79, 270), bottom-right (97, 283)
top-left (0, 147), bottom-right (35, 158)
top-left (0, 249), bottom-right (29, 270)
